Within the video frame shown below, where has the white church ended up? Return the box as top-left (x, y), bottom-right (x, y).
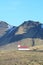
top-left (18, 44), bottom-right (30, 50)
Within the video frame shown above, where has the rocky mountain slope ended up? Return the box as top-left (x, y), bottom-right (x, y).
top-left (0, 21), bottom-right (8, 37)
top-left (0, 20), bottom-right (43, 50)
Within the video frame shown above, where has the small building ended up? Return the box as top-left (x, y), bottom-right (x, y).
top-left (18, 44), bottom-right (30, 50)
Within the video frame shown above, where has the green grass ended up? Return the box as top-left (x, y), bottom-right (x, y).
top-left (0, 50), bottom-right (43, 65)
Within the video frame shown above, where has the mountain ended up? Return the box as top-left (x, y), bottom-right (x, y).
top-left (15, 20), bottom-right (43, 39)
top-left (0, 20), bottom-right (43, 50)
top-left (0, 21), bottom-right (8, 37)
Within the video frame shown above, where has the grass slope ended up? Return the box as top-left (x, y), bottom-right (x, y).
top-left (0, 50), bottom-right (43, 65)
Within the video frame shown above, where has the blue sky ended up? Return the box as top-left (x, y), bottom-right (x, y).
top-left (0, 0), bottom-right (43, 26)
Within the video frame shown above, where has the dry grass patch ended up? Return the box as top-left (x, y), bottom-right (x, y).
top-left (0, 50), bottom-right (43, 65)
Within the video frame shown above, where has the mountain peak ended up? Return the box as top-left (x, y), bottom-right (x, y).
top-left (21, 20), bottom-right (40, 26)
top-left (0, 21), bottom-right (8, 28)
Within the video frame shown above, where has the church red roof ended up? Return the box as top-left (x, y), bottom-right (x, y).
top-left (18, 46), bottom-right (28, 48)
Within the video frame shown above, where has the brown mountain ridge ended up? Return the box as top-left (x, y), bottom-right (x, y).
top-left (0, 20), bottom-right (43, 50)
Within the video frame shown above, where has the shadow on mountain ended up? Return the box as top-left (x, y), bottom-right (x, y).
top-left (9, 26), bottom-right (43, 43)
top-left (0, 26), bottom-right (17, 46)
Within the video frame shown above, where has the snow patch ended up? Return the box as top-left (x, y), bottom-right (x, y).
top-left (8, 24), bottom-right (13, 29)
top-left (8, 26), bottom-right (16, 34)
